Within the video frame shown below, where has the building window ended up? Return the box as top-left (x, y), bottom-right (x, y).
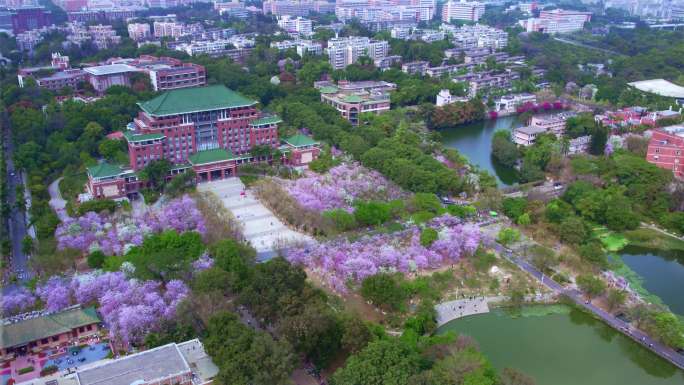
top-left (655, 148), bottom-right (660, 153)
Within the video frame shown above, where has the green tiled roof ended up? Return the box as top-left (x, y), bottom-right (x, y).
top-left (188, 148), bottom-right (235, 165)
top-left (1, 306), bottom-right (100, 349)
top-left (87, 162), bottom-right (124, 179)
top-left (284, 134), bottom-right (318, 147)
top-left (138, 85), bottom-right (257, 117)
top-left (250, 115), bottom-right (282, 127)
top-left (319, 86), bottom-right (338, 94)
top-left (123, 131), bottom-right (165, 143)
top-left (343, 95), bottom-right (364, 103)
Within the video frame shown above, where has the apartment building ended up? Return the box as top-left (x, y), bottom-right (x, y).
top-left (277, 15), bottom-right (313, 36)
top-left (127, 22), bottom-right (151, 41)
top-left (401, 60), bottom-right (429, 75)
top-left (441, 0), bottom-right (485, 22)
top-left (153, 21), bottom-right (184, 38)
top-left (441, 23), bottom-right (508, 50)
top-left (326, 36), bottom-right (389, 70)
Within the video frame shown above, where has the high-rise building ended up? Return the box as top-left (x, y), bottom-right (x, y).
top-left (441, 0), bottom-right (485, 22)
top-left (519, 9), bottom-right (592, 34)
top-left (326, 36), bottom-right (389, 69)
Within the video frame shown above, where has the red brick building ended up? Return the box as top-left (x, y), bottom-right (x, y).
top-left (646, 125), bottom-right (684, 178)
top-left (86, 85), bottom-right (319, 199)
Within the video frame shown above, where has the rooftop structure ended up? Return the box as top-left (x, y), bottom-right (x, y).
top-left (1, 306), bottom-right (101, 361)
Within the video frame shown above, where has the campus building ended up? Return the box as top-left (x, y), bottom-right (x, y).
top-left (315, 80), bottom-right (395, 125)
top-left (86, 85), bottom-right (319, 200)
top-left (441, 0), bottom-right (485, 22)
top-left (519, 9), bottom-right (592, 34)
top-left (512, 112), bottom-right (576, 146)
top-left (647, 125), bottom-right (684, 178)
top-left (1, 306), bottom-right (101, 362)
top-left (10, 6), bottom-right (52, 34)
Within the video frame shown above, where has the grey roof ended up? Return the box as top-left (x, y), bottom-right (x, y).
top-left (83, 64), bottom-right (140, 76)
top-left (76, 344), bottom-right (190, 385)
top-left (515, 125), bottom-right (548, 135)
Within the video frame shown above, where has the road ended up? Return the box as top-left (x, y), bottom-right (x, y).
top-left (2, 111), bottom-right (31, 291)
top-left (494, 243), bottom-right (684, 370)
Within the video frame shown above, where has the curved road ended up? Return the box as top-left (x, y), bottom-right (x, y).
top-left (494, 243), bottom-right (684, 370)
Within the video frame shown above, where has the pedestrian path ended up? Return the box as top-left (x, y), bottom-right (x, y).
top-left (48, 177), bottom-right (70, 221)
top-left (197, 178), bottom-right (313, 253)
top-left (435, 297), bottom-right (502, 326)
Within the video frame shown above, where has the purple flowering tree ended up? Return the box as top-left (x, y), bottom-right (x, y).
top-left (1, 287), bottom-right (37, 316)
top-left (286, 214), bottom-right (482, 293)
top-left (55, 195), bottom-right (206, 256)
top-left (36, 276), bottom-right (73, 312)
top-left (284, 163), bottom-right (405, 212)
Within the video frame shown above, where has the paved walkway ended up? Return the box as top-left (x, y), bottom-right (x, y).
top-left (48, 177), bottom-right (70, 221)
top-left (197, 178), bottom-right (313, 253)
top-left (435, 297), bottom-right (494, 326)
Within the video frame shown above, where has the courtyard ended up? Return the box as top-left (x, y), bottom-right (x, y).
top-left (197, 178), bottom-right (313, 254)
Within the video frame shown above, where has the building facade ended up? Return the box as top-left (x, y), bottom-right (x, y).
top-left (647, 125), bottom-right (684, 178)
top-left (442, 0), bottom-right (485, 22)
top-left (277, 15), bottom-right (313, 36)
top-left (316, 80), bottom-right (395, 125)
top-left (86, 86), bottom-right (319, 200)
top-left (10, 6), bottom-right (52, 34)
top-left (326, 36), bottom-right (389, 70)
top-left (128, 22), bottom-right (151, 41)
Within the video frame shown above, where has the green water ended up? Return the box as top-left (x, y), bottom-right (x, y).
top-left (438, 307), bottom-right (684, 385)
top-left (438, 115), bottom-right (523, 186)
top-left (620, 246), bottom-right (684, 316)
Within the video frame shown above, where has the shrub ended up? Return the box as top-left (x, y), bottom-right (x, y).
top-left (40, 365), bottom-right (58, 376)
top-left (419, 228), bottom-right (438, 247)
top-left (497, 228), bottom-right (520, 246)
top-left (354, 201), bottom-right (391, 226)
top-left (360, 273), bottom-right (409, 312)
top-left (502, 197), bottom-right (527, 220)
top-left (18, 366), bottom-right (34, 375)
top-left (323, 209), bottom-right (357, 232)
top-left (87, 250), bottom-right (106, 269)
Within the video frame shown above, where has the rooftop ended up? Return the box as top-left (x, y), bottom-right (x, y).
top-left (250, 115), bottom-right (282, 126)
top-left (284, 134), bottom-right (318, 147)
top-left (83, 64), bottom-right (140, 76)
top-left (0, 306), bottom-right (100, 349)
top-left (628, 79), bottom-right (684, 99)
top-left (76, 344), bottom-right (189, 385)
top-left (188, 148), bottom-right (235, 165)
top-left (138, 85), bottom-right (256, 116)
top-left (123, 131), bottom-right (165, 143)
top-left (87, 162), bottom-right (126, 179)
top-left (515, 125), bottom-right (548, 135)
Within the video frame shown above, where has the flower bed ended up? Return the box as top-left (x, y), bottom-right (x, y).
top-left (55, 195), bottom-right (206, 255)
top-left (283, 163), bottom-right (405, 212)
top-left (286, 215), bottom-right (483, 293)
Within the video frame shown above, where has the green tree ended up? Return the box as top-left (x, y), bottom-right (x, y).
top-left (124, 230), bottom-right (204, 281)
top-left (204, 311), bottom-right (297, 385)
top-left (360, 273), bottom-right (408, 311)
top-left (411, 193), bottom-right (443, 214)
top-left (324, 209), bottom-right (358, 232)
top-left (502, 197), bottom-right (527, 220)
top-left (21, 235), bottom-right (33, 255)
top-left (209, 239), bottom-right (256, 292)
top-left (331, 339), bottom-right (422, 385)
top-left (87, 250), bottom-right (106, 269)
top-left (606, 288), bottom-right (627, 311)
top-left (558, 216), bottom-right (589, 245)
top-left (491, 130), bottom-right (519, 167)
top-left (354, 201), bottom-right (391, 226)
top-left (646, 312), bottom-right (684, 348)
top-left (420, 227), bottom-right (439, 247)
top-left (139, 159), bottom-right (172, 192)
top-left (497, 228), bottom-right (520, 246)
top-left (576, 274), bottom-right (606, 299)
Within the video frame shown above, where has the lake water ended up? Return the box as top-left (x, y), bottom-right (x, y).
top-left (620, 246), bottom-right (684, 316)
top-left (437, 306), bottom-right (684, 385)
top-left (439, 115), bottom-right (524, 186)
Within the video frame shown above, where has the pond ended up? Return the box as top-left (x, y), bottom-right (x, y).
top-left (620, 246), bottom-right (684, 316)
top-left (437, 306), bottom-right (684, 385)
top-left (439, 115), bottom-right (524, 186)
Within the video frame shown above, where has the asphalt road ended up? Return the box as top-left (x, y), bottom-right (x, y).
top-left (494, 243), bottom-right (684, 371)
top-left (3, 114), bottom-right (31, 291)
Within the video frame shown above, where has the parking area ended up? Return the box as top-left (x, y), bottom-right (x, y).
top-left (197, 178), bottom-right (313, 253)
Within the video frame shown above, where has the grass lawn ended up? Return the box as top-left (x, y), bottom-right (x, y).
top-left (594, 227), bottom-right (629, 252)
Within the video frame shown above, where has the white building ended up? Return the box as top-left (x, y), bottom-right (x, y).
top-left (442, 0), bottom-right (485, 22)
top-left (494, 93), bottom-right (537, 113)
top-left (436, 89), bottom-right (469, 106)
top-left (277, 15), bottom-right (313, 36)
top-left (127, 22), bottom-right (150, 41)
top-left (153, 21), bottom-right (184, 38)
top-left (326, 36), bottom-right (389, 70)
top-left (441, 23), bottom-right (508, 50)
top-left (271, 39), bottom-right (322, 56)
top-left (513, 125), bottom-right (547, 146)
top-left (335, 0), bottom-right (436, 23)
top-left (519, 9), bottom-right (592, 34)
